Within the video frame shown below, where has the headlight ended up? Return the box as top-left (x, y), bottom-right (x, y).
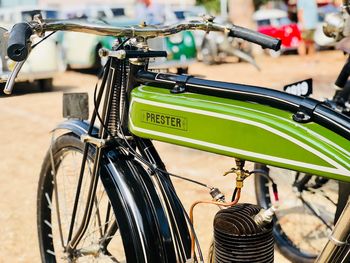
top-left (168, 33), bottom-right (183, 44)
top-left (323, 12), bottom-right (345, 41)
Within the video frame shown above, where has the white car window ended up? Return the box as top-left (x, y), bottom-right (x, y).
top-left (111, 8), bottom-right (125, 17)
top-left (257, 19), bottom-right (271, 27)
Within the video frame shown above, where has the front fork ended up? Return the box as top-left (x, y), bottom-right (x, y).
top-left (316, 199), bottom-right (350, 262)
top-left (64, 57), bottom-right (118, 257)
top-left (64, 56), bottom-right (146, 258)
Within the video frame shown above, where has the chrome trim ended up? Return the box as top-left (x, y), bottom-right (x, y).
top-left (329, 235), bottom-right (348, 246)
top-left (80, 134), bottom-right (107, 148)
top-left (32, 19), bottom-right (227, 39)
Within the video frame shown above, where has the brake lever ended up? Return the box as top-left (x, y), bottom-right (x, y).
top-left (3, 60), bottom-right (25, 95)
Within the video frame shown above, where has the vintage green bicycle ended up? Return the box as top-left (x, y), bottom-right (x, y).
top-left (3, 12), bottom-right (350, 263)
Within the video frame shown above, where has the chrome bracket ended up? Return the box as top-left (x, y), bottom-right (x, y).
top-left (80, 134), bottom-right (107, 148)
top-left (33, 14), bottom-right (45, 37)
top-left (329, 235), bottom-right (348, 246)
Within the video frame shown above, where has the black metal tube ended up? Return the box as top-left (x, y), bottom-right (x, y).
top-left (135, 70), bottom-right (350, 140)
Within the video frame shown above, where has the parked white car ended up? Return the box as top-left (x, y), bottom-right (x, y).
top-left (0, 7), bottom-right (63, 91)
top-left (62, 6), bottom-right (197, 73)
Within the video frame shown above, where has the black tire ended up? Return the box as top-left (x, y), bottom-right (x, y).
top-left (38, 78), bottom-right (53, 92)
top-left (176, 67), bottom-right (188, 75)
top-left (92, 44), bottom-right (103, 74)
top-left (254, 163), bottom-right (339, 263)
top-left (0, 83), bottom-right (5, 95)
top-left (37, 133), bottom-right (128, 262)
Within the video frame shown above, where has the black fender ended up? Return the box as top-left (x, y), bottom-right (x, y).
top-left (54, 119), bottom-right (177, 262)
top-left (54, 119), bottom-right (99, 137)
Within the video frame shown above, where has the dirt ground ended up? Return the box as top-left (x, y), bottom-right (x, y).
top-left (0, 50), bottom-right (346, 262)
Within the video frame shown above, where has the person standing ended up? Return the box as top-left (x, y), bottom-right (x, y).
top-left (297, 0), bottom-right (318, 55)
top-left (135, 0), bottom-right (165, 25)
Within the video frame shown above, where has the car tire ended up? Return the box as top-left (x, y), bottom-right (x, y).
top-left (177, 67), bottom-right (188, 74)
top-left (38, 78), bottom-right (53, 92)
top-left (266, 49), bottom-right (282, 58)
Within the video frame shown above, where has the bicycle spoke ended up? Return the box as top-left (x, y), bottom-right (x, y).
top-left (299, 195), bottom-right (333, 231)
top-left (256, 165), bottom-right (339, 259)
top-left (104, 202), bottom-right (112, 235)
top-left (101, 220), bottom-right (119, 249)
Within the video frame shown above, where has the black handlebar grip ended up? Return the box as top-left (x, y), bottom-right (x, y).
top-left (229, 25), bottom-right (281, 51)
top-left (7, 22), bottom-right (33, 62)
top-left (125, 50), bottom-right (167, 58)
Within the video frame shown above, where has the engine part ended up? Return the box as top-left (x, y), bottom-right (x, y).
top-left (213, 203), bottom-right (274, 263)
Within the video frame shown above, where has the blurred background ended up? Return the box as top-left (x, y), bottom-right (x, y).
top-left (0, 0), bottom-right (348, 263)
top-left (0, 0), bottom-right (345, 86)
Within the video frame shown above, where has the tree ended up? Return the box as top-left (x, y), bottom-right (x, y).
top-left (196, 0), bottom-right (220, 13)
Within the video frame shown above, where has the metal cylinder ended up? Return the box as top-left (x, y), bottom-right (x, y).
top-left (316, 199), bottom-right (350, 263)
top-left (213, 203), bottom-right (274, 263)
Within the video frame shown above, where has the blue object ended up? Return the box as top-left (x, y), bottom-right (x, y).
top-left (297, 0), bottom-right (318, 30)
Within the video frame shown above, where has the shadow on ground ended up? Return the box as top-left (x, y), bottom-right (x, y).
top-left (0, 82), bottom-right (75, 97)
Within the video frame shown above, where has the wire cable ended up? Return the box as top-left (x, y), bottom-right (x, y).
top-left (93, 81), bottom-right (211, 190)
top-left (31, 31), bottom-right (56, 49)
top-left (91, 51), bottom-right (206, 260)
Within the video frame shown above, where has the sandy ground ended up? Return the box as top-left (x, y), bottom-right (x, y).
top-left (0, 50), bottom-right (346, 262)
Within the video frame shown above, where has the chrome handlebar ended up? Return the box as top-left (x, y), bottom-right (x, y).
top-left (34, 19), bottom-right (227, 39)
top-left (28, 16), bottom-right (280, 51)
top-left (4, 16), bottom-right (281, 95)
top-left (8, 17), bottom-right (280, 63)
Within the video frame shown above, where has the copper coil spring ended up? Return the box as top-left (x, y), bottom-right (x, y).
top-left (108, 60), bottom-right (127, 137)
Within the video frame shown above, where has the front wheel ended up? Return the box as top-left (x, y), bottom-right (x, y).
top-left (37, 133), bottom-right (128, 262)
top-left (254, 163), bottom-right (339, 263)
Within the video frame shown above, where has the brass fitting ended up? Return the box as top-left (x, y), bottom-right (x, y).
top-left (223, 159), bottom-right (251, 189)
